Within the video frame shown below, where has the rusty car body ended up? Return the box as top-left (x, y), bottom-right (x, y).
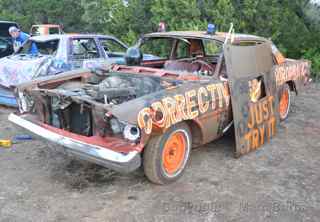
top-left (0, 34), bottom-right (128, 106)
top-left (9, 31), bottom-right (310, 184)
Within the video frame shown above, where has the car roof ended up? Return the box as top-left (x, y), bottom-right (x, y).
top-left (144, 31), bottom-right (267, 43)
top-left (32, 24), bottom-right (60, 27)
top-left (30, 34), bottom-right (121, 42)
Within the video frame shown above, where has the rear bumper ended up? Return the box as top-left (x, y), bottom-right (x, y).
top-left (8, 113), bottom-right (141, 173)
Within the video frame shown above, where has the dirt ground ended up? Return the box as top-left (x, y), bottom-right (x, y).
top-left (0, 83), bottom-right (319, 222)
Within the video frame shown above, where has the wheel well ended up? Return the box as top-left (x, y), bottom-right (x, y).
top-left (185, 120), bottom-right (203, 147)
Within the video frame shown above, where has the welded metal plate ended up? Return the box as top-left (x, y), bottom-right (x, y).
top-left (224, 42), bottom-right (279, 157)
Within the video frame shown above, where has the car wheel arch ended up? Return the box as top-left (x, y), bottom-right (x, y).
top-left (142, 119), bottom-right (204, 153)
top-left (185, 119), bottom-right (204, 148)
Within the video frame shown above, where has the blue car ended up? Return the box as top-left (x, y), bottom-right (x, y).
top-left (0, 34), bottom-right (129, 106)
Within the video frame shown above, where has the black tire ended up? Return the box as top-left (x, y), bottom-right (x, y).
top-left (143, 122), bottom-right (192, 185)
top-left (279, 83), bottom-right (291, 121)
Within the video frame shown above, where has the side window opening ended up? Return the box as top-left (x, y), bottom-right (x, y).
top-left (140, 38), bottom-right (174, 60)
top-left (175, 40), bottom-right (190, 59)
top-left (249, 76), bottom-right (266, 102)
top-left (19, 39), bottom-right (59, 55)
top-left (71, 38), bottom-right (100, 60)
top-left (31, 27), bottom-right (40, 36)
top-left (189, 39), bottom-right (204, 57)
top-left (49, 28), bottom-right (60, 35)
top-left (99, 38), bottom-right (127, 58)
top-left (203, 39), bottom-right (222, 56)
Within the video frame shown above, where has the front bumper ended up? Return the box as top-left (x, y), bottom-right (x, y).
top-left (8, 113), bottom-right (141, 173)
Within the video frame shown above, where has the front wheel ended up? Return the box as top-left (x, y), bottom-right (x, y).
top-left (143, 122), bottom-right (192, 184)
top-left (279, 84), bottom-right (291, 121)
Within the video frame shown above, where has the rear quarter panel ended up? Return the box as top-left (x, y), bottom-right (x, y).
top-left (274, 59), bottom-right (311, 93)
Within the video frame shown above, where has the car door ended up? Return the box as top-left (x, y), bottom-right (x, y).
top-left (98, 38), bottom-right (128, 65)
top-left (69, 37), bottom-right (105, 69)
top-left (224, 41), bottom-right (279, 157)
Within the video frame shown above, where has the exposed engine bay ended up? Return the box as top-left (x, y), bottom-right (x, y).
top-left (92, 74), bottom-right (173, 104)
top-left (25, 71), bottom-right (181, 138)
top-left (48, 72), bottom-right (178, 105)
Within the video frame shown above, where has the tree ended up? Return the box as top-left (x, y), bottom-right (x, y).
top-left (151, 0), bottom-right (205, 31)
top-left (0, 0), bottom-right (84, 32)
top-left (0, 0), bottom-right (319, 76)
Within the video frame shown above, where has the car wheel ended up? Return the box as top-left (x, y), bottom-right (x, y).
top-left (143, 122), bottom-right (192, 184)
top-left (279, 83), bottom-right (291, 121)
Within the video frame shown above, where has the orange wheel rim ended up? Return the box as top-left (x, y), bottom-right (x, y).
top-left (279, 89), bottom-right (289, 118)
top-left (162, 132), bottom-right (186, 175)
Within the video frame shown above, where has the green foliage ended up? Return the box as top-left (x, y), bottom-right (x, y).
top-left (303, 48), bottom-right (320, 79)
top-left (0, 0), bottom-right (319, 77)
top-left (151, 0), bottom-right (205, 30)
top-left (0, 0), bottom-right (84, 32)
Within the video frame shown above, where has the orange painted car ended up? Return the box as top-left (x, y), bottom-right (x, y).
top-left (30, 24), bottom-right (63, 36)
top-left (9, 30), bottom-right (310, 184)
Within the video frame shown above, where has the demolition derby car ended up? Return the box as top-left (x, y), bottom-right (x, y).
top-left (0, 34), bottom-right (128, 106)
top-left (9, 30), bottom-right (310, 184)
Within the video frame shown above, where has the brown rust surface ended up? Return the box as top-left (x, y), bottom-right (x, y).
top-left (224, 42), bottom-right (280, 157)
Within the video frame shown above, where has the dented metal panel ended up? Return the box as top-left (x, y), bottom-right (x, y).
top-left (224, 42), bottom-right (279, 157)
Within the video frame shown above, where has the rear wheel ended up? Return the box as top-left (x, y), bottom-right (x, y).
top-left (279, 84), bottom-right (291, 121)
top-left (143, 122), bottom-right (192, 184)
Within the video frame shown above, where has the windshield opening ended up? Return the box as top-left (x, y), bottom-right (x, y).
top-left (140, 37), bottom-right (174, 60)
top-left (18, 39), bottom-right (59, 55)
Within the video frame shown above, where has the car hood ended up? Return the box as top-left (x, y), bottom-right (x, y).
top-left (108, 81), bottom-right (199, 125)
top-left (0, 54), bottom-right (49, 88)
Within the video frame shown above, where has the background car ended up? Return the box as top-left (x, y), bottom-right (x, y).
top-left (0, 21), bottom-right (19, 58)
top-left (30, 24), bottom-right (63, 36)
top-left (0, 33), bottom-right (128, 106)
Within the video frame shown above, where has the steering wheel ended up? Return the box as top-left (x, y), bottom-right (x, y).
top-left (191, 59), bottom-right (215, 75)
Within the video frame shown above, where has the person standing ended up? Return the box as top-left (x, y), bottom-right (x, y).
top-left (8, 26), bottom-right (38, 54)
top-left (157, 21), bottom-right (166, 32)
top-left (8, 26), bottom-right (30, 52)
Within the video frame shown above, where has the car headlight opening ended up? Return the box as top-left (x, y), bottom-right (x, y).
top-left (123, 124), bottom-right (140, 142)
top-left (109, 118), bottom-right (124, 134)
